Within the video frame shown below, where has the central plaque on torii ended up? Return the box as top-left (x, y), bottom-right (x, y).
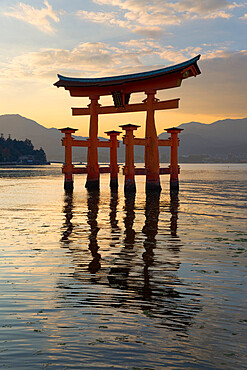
top-left (54, 55), bottom-right (201, 191)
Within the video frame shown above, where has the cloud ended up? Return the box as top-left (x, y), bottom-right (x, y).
top-left (157, 46), bottom-right (202, 63)
top-left (76, 10), bottom-right (165, 38)
top-left (0, 41), bottom-right (151, 80)
top-left (157, 44), bottom-right (245, 64)
top-left (4, 1), bottom-right (59, 34)
top-left (175, 0), bottom-right (231, 15)
top-left (0, 38), bottom-right (245, 82)
top-left (94, 0), bottom-right (234, 13)
top-left (201, 10), bottom-right (232, 19)
top-left (92, 0), bottom-right (239, 31)
top-left (240, 13), bottom-right (247, 20)
top-left (228, 1), bottom-right (246, 10)
top-left (76, 10), bottom-right (130, 28)
top-left (76, 1), bottom-right (247, 40)
top-left (132, 26), bottom-right (165, 38)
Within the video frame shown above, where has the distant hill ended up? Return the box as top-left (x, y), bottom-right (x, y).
top-left (159, 117), bottom-right (247, 162)
top-left (0, 114), bottom-right (246, 162)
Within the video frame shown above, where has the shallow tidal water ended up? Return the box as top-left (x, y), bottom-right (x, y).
top-left (0, 164), bottom-right (246, 369)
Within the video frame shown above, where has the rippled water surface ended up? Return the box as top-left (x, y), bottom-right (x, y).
top-left (0, 164), bottom-right (246, 369)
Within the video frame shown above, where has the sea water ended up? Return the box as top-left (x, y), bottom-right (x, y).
top-left (0, 164), bottom-right (246, 369)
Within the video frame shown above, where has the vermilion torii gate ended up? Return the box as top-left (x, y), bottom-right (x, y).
top-left (54, 55), bottom-right (201, 192)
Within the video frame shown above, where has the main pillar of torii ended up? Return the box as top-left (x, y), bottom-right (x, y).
top-left (144, 90), bottom-right (161, 191)
top-left (54, 55), bottom-right (201, 191)
top-left (86, 95), bottom-right (100, 189)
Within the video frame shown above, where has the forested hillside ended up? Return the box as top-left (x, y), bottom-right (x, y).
top-left (0, 135), bottom-right (47, 164)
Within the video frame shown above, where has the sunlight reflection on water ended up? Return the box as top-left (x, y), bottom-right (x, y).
top-left (0, 164), bottom-right (246, 369)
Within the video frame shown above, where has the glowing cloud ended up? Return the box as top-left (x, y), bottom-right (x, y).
top-left (4, 1), bottom-right (59, 34)
top-left (92, 0), bottom-right (239, 29)
top-left (1, 38), bottom-right (245, 83)
top-left (76, 10), bottom-right (164, 38)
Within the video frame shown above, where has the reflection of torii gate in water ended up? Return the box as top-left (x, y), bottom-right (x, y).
top-left (54, 55), bottom-right (201, 193)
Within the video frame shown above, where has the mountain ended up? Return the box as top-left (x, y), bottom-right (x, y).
top-left (158, 118), bottom-right (247, 162)
top-left (0, 114), bottom-right (246, 163)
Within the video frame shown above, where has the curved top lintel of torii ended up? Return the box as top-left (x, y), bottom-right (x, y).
top-left (54, 55), bottom-right (201, 98)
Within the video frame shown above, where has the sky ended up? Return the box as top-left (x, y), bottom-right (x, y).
top-left (0, 0), bottom-right (246, 137)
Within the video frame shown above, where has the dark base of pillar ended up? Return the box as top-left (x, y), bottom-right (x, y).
top-left (85, 179), bottom-right (100, 190)
top-left (110, 178), bottom-right (118, 190)
top-left (146, 181), bottom-right (162, 192)
top-left (170, 180), bottom-right (179, 193)
top-left (64, 180), bottom-right (73, 192)
top-left (124, 181), bottom-right (136, 193)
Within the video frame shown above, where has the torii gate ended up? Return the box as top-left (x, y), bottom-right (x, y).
top-left (54, 55), bottom-right (201, 192)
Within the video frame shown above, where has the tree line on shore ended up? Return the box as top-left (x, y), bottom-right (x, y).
top-left (0, 135), bottom-right (47, 164)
